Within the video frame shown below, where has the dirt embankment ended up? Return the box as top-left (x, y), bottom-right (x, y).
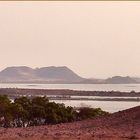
top-left (0, 105), bottom-right (140, 140)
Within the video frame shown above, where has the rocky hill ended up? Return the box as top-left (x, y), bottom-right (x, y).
top-left (0, 66), bottom-right (139, 84)
top-left (104, 76), bottom-right (138, 84)
top-left (0, 66), bottom-right (84, 83)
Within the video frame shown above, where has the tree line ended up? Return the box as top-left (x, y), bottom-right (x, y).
top-left (0, 95), bottom-right (108, 128)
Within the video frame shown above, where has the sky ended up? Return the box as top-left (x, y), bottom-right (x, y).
top-left (0, 1), bottom-right (140, 78)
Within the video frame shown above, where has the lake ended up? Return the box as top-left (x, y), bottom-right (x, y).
top-left (1, 83), bottom-right (140, 92)
top-left (1, 83), bottom-right (140, 113)
top-left (53, 100), bottom-right (140, 113)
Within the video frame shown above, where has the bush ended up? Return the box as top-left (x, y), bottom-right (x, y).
top-left (0, 95), bottom-right (108, 128)
top-left (78, 107), bottom-right (108, 120)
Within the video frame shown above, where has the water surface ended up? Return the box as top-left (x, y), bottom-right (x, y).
top-left (53, 100), bottom-right (140, 113)
top-left (1, 83), bottom-right (140, 92)
top-left (1, 83), bottom-right (140, 112)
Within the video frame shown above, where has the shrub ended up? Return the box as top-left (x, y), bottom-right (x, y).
top-left (0, 95), bottom-right (108, 127)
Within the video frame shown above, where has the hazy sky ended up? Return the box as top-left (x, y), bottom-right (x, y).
top-left (0, 1), bottom-right (140, 78)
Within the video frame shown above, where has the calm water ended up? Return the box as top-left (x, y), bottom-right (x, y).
top-left (1, 83), bottom-right (140, 112)
top-left (53, 100), bottom-right (140, 113)
top-left (1, 83), bottom-right (140, 92)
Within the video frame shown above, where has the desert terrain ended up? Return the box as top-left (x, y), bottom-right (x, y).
top-left (0, 105), bottom-right (140, 140)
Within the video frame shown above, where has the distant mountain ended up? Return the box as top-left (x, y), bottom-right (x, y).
top-left (104, 76), bottom-right (138, 84)
top-left (0, 66), bottom-right (36, 81)
top-left (0, 66), bottom-right (139, 84)
top-left (132, 77), bottom-right (140, 83)
top-left (35, 66), bottom-right (84, 82)
top-left (0, 66), bottom-right (84, 83)
top-left (80, 78), bottom-right (104, 84)
top-left (79, 76), bottom-right (138, 84)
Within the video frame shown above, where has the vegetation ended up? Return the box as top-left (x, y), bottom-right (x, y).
top-left (0, 95), bottom-right (108, 128)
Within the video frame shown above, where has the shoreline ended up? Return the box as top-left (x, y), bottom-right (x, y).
top-left (0, 88), bottom-right (140, 102)
top-left (49, 97), bottom-right (140, 102)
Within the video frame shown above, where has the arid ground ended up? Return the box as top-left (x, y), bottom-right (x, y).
top-left (0, 105), bottom-right (140, 140)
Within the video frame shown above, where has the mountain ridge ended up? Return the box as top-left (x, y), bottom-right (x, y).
top-left (104, 76), bottom-right (138, 84)
top-left (0, 66), bottom-right (139, 84)
top-left (0, 66), bottom-right (85, 83)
